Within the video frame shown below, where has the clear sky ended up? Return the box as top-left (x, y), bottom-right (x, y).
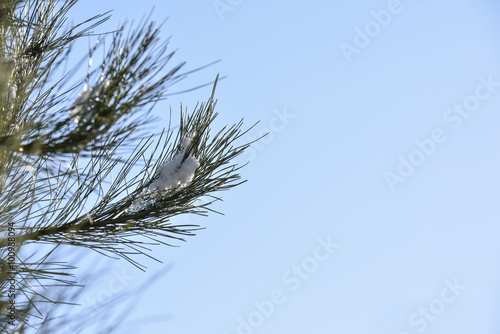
top-left (59, 0), bottom-right (500, 333)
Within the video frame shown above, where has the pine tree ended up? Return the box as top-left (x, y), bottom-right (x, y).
top-left (0, 1), bottom-right (256, 332)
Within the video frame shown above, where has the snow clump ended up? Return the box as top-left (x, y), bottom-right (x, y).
top-left (128, 137), bottom-right (199, 212)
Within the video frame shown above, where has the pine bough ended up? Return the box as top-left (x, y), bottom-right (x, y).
top-left (0, 1), bottom-right (256, 332)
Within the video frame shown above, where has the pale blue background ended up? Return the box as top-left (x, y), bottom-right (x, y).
top-left (62, 0), bottom-right (500, 333)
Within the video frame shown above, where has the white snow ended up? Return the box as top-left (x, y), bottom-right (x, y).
top-left (151, 153), bottom-right (199, 190)
top-left (70, 79), bottom-right (110, 123)
top-left (180, 137), bottom-right (191, 150)
top-left (24, 165), bottom-right (35, 173)
top-left (128, 137), bottom-right (199, 212)
top-left (9, 84), bottom-right (17, 101)
top-left (152, 136), bottom-right (199, 190)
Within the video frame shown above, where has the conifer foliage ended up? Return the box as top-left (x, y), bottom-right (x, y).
top-left (0, 1), bottom-right (254, 332)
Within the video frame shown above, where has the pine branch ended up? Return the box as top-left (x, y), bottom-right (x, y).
top-left (0, 80), bottom-right (256, 268)
top-left (0, 0), bottom-right (259, 332)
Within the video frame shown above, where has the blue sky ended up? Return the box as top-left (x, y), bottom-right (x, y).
top-left (60, 0), bottom-right (500, 333)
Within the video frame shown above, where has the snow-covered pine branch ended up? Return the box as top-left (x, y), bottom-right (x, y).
top-left (0, 1), bottom-right (257, 332)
